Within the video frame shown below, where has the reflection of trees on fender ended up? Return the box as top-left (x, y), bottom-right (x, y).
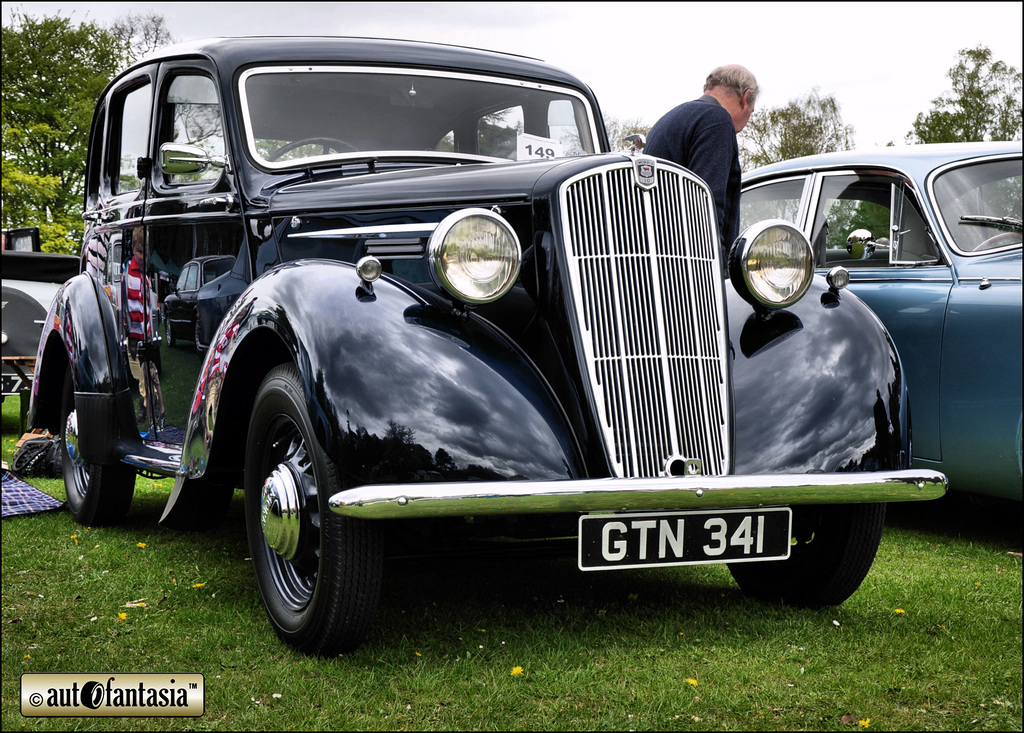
top-left (837, 362), bottom-right (904, 473)
top-left (338, 419), bottom-right (506, 485)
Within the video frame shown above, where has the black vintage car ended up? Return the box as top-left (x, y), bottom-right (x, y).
top-left (29, 36), bottom-right (945, 656)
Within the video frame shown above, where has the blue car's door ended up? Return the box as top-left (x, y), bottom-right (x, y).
top-left (940, 261), bottom-right (1023, 496)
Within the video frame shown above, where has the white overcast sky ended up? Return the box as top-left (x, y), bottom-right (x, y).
top-left (5, 1), bottom-right (1023, 149)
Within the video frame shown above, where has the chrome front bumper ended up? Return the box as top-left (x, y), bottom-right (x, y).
top-left (328, 470), bottom-right (947, 519)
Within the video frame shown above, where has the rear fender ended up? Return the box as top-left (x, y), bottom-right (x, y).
top-left (160, 260), bottom-right (583, 528)
top-left (29, 274), bottom-right (134, 461)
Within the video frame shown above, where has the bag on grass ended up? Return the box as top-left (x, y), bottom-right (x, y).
top-left (12, 436), bottom-right (62, 478)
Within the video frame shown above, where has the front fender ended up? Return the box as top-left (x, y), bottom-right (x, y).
top-left (161, 260), bottom-right (583, 528)
top-left (730, 278), bottom-right (909, 474)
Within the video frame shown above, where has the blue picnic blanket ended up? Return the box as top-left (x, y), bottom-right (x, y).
top-left (2, 469), bottom-right (64, 518)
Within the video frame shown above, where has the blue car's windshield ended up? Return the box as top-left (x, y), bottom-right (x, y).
top-left (932, 157), bottom-right (1022, 254)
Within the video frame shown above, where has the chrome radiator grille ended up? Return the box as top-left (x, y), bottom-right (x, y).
top-left (559, 161), bottom-right (730, 478)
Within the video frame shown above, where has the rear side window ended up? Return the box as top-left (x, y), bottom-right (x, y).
top-left (112, 82), bottom-right (153, 195)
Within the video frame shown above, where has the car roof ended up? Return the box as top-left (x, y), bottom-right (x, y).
top-left (130, 35), bottom-right (591, 91)
top-left (744, 141), bottom-right (1022, 181)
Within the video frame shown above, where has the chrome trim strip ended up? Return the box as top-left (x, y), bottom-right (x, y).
top-left (121, 444), bottom-right (182, 474)
top-left (328, 470), bottom-right (947, 519)
top-left (848, 276), bottom-right (954, 283)
top-left (290, 223), bottom-right (438, 239)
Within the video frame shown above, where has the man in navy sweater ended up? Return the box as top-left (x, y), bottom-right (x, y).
top-left (645, 65), bottom-right (758, 255)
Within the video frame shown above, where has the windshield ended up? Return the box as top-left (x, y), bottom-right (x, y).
top-left (239, 66), bottom-right (599, 169)
top-left (931, 157), bottom-right (1022, 254)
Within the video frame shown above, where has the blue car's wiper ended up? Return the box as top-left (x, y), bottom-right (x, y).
top-left (960, 214), bottom-right (1023, 231)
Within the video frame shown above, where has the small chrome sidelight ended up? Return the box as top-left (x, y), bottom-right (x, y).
top-left (826, 266), bottom-right (850, 291)
top-left (356, 256), bottom-right (383, 285)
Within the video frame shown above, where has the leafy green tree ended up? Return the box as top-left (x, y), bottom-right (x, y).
top-left (739, 88), bottom-right (854, 170)
top-left (107, 12), bottom-right (175, 67)
top-left (2, 10), bottom-right (174, 254)
top-left (908, 45), bottom-right (1022, 144)
top-left (2, 11), bottom-right (120, 251)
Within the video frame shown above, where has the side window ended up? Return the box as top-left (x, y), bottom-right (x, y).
top-left (160, 74), bottom-right (225, 185)
top-left (891, 184), bottom-right (941, 264)
top-left (813, 175), bottom-right (892, 268)
top-left (177, 263), bottom-right (196, 291)
top-left (112, 83), bottom-right (153, 195)
top-left (813, 174), bottom-right (939, 268)
top-left (740, 178), bottom-right (807, 231)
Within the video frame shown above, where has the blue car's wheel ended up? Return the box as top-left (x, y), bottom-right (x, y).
top-left (244, 363), bottom-right (383, 656)
top-left (60, 372), bottom-right (136, 525)
top-left (728, 502), bottom-right (886, 608)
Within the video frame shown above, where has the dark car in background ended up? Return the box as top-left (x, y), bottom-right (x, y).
top-left (163, 254), bottom-right (234, 350)
top-left (742, 143), bottom-right (1022, 502)
top-left (29, 36), bottom-right (944, 656)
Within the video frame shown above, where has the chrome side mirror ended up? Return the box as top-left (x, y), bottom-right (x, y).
top-left (845, 229), bottom-right (876, 260)
top-left (159, 143), bottom-right (228, 175)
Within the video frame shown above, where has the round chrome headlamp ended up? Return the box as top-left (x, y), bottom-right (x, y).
top-left (428, 208), bottom-right (521, 304)
top-left (732, 220), bottom-right (814, 309)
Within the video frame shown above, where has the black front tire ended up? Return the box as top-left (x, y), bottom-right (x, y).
top-left (60, 372), bottom-right (136, 525)
top-left (728, 503), bottom-right (886, 608)
top-left (244, 364), bottom-right (383, 656)
top-left (165, 321), bottom-right (176, 348)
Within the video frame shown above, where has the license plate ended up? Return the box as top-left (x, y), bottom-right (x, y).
top-left (578, 507), bottom-right (792, 571)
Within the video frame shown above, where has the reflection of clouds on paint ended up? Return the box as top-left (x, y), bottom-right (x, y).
top-left (731, 291), bottom-right (898, 475)
top-left (294, 270), bottom-right (571, 479)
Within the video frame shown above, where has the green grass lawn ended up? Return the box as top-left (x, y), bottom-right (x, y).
top-left (2, 396), bottom-right (1021, 731)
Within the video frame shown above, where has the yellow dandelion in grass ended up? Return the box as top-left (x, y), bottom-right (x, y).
top-left (858, 719), bottom-right (870, 728)
top-left (511, 666), bottom-right (524, 676)
top-left (137, 542), bottom-right (146, 549)
top-left (192, 583), bottom-right (205, 588)
top-left (894, 608), bottom-right (906, 614)
top-left (71, 534), bottom-right (79, 546)
top-left (415, 652), bottom-right (422, 657)
top-left (118, 612), bottom-right (127, 621)
top-left (686, 678), bottom-right (698, 687)
top-left (627, 593), bottom-right (638, 601)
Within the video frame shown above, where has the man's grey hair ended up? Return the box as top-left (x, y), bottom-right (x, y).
top-left (705, 65), bottom-right (759, 105)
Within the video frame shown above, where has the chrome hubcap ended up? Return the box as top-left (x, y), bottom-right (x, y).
top-left (64, 409), bottom-right (85, 468)
top-left (260, 464), bottom-right (303, 561)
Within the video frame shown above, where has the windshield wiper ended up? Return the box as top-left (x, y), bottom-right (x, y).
top-left (960, 214), bottom-right (1023, 231)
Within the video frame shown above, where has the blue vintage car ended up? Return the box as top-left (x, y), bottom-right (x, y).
top-left (742, 142), bottom-right (1022, 502)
